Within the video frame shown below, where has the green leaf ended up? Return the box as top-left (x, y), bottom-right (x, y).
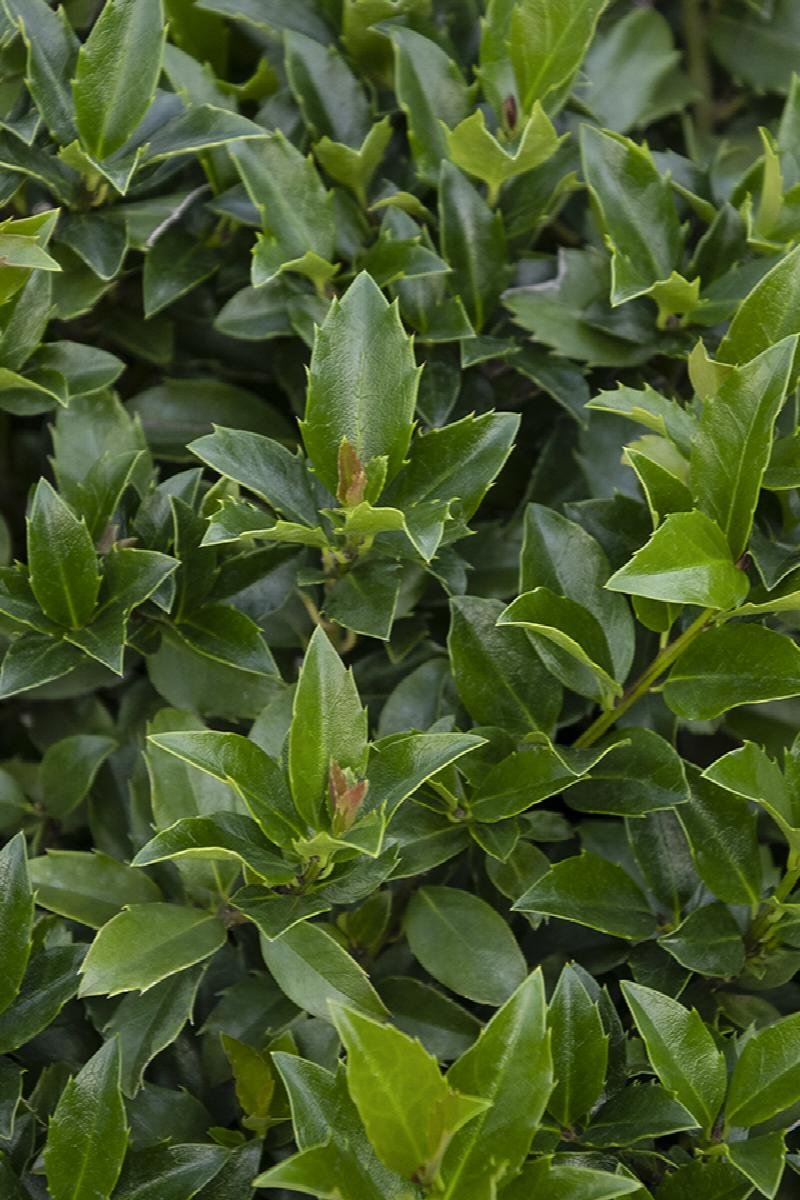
top-left (576, 7), bottom-right (693, 133)
top-left (702, 742), bottom-right (800, 852)
top-left (448, 595), bottom-right (561, 735)
top-left (0, 632), bottom-right (84, 699)
top-left (285, 29), bottom-right (370, 146)
top-left (0, 833), bottom-right (33, 1017)
top-left (498, 588), bottom-right (621, 706)
top-left (514, 852), bottom-right (657, 940)
top-left (438, 161), bottom-right (508, 331)
top-left (664, 623), bottom-right (800, 720)
top-left (40, 733), bottom-right (116, 818)
top-left (259, 920), bottom-right (386, 1020)
top-left (112, 1144), bottom-right (229, 1200)
top-left (324, 559), bottom-right (402, 640)
top-left (332, 1003), bottom-right (486, 1183)
top-left (132, 814), bottom-right (294, 883)
top-left (405, 886), bottom-right (527, 1006)
top-left (385, 411), bottom-right (519, 523)
top-left (726, 1012), bottom-right (800, 1127)
top-left (300, 271), bottom-right (420, 495)
top-left (4, 0), bottom-right (78, 145)
top-left (606, 510), bottom-right (749, 610)
top-left (546, 963), bottom-right (608, 1127)
top-left (27, 479), bottom-right (100, 628)
top-left (503, 1159), bottom-right (641, 1200)
top-left (72, 0), bottom-right (166, 160)
top-left (366, 731), bottom-right (485, 815)
top-left (288, 625), bottom-right (367, 830)
top-left (189, 426), bottom-right (317, 526)
top-left (43, 1038), bottom-right (128, 1200)
top-left (520, 503), bottom-right (635, 683)
top-left (232, 888), bottom-right (330, 940)
top-left (678, 767), bottom-right (762, 905)
top-left (79, 905), bottom-right (226, 997)
top-left (0, 945), bottom-right (86, 1054)
top-left (440, 969), bottom-right (552, 1198)
top-left (146, 728), bottom-right (301, 847)
top-left (584, 1083), bottom-right (698, 1147)
top-left (717, 243), bottom-right (800, 369)
top-left (565, 728), bottom-right (689, 818)
top-left (621, 980), bottom-right (726, 1134)
top-left (509, 0), bottom-right (609, 114)
top-left (580, 123), bottom-right (684, 311)
top-left (660, 903), bottom-right (746, 979)
top-left (470, 740), bottom-right (614, 823)
top-left (387, 27), bottom-right (469, 185)
top-left (690, 338), bottom-right (798, 558)
top-left (104, 966), bottom-right (205, 1097)
top-left (29, 850), bottom-right (162, 928)
top-left (726, 1132), bottom-right (786, 1199)
top-left (0, 1059), bottom-right (23, 1141)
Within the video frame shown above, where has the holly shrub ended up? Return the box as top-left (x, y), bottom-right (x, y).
top-left (3, 0), bottom-right (800, 1197)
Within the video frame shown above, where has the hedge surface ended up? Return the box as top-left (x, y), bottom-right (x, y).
top-left (2, 0), bottom-right (800, 1197)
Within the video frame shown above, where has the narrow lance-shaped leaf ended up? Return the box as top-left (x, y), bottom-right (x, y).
top-left (300, 271), bottom-right (421, 495)
top-left (43, 1038), bottom-right (128, 1200)
top-left (27, 479), bottom-right (100, 628)
top-left (288, 626), bottom-right (368, 831)
top-left (690, 337), bottom-right (797, 559)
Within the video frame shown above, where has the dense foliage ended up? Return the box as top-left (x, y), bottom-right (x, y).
top-left (4, 0), bottom-right (800, 1196)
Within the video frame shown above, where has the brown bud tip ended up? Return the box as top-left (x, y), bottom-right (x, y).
top-left (336, 439), bottom-right (367, 507)
top-left (503, 94), bottom-right (518, 133)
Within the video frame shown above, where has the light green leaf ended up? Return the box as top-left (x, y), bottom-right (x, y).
top-left (446, 104), bottom-right (561, 203)
top-left (717, 243), bottom-right (800, 369)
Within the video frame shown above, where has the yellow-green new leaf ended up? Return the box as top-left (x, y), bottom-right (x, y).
top-left (331, 1004), bottom-right (488, 1183)
top-left (446, 104), bottom-right (561, 203)
top-left (441, 970), bottom-right (552, 1198)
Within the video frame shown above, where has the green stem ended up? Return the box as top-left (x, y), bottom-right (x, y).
top-left (681, 0), bottom-right (714, 141)
top-left (574, 607), bottom-right (715, 749)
